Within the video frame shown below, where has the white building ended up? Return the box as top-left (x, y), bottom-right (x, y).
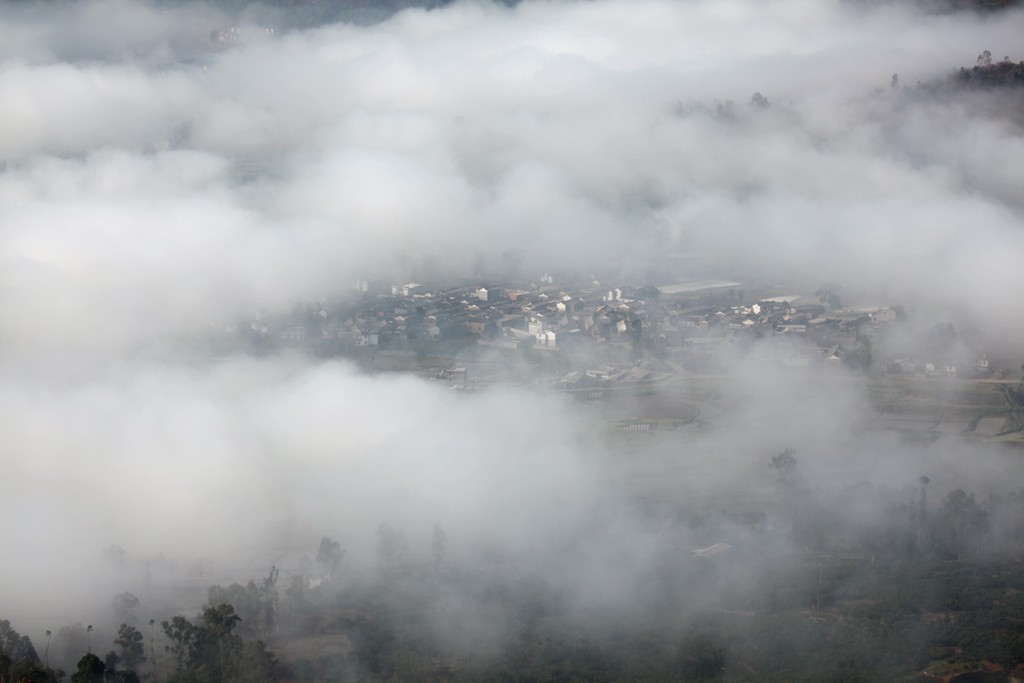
top-left (354, 331), bottom-right (379, 346)
top-left (391, 283), bottom-right (421, 297)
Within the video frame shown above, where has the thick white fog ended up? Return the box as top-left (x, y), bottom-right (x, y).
top-left (1, 0), bottom-right (1023, 639)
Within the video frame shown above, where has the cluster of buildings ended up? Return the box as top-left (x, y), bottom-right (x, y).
top-left (641, 296), bottom-right (902, 373)
top-left (240, 272), bottom-right (1012, 386)
top-left (884, 354), bottom-right (992, 379)
top-left (340, 278), bottom-right (696, 353)
top-left (237, 277), bottom-right (921, 379)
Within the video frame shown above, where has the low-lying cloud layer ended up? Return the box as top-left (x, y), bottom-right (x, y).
top-left (0, 0), bottom-right (1022, 347)
top-left (1, 0), bottom-right (1023, 643)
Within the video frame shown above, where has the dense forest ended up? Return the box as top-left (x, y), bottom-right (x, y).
top-left (11, 453), bottom-right (1024, 682)
top-left (952, 51), bottom-right (1024, 88)
top-left (15, 560), bottom-right (1024, 682)
top-left (197, 470), bottom-right (1024, 681)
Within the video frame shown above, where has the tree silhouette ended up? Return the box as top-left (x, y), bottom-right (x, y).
top-left (235, 641), bottom-right (276, 683)
top-left (315, 537), bottom-right (343, 576)
top-left (113, 625), bottom-right (145, 672)
top-left (200, 604), bottom-right (242, 683)
top-left (749, 92), bottom-right (770, 109)
top-left (261, 567), bottom-right (279, 638)
top-left (147, 621), bottom-right (156, 681)
top-left (0, 620), bottom-right (39, 663)
top-left (111, 594), bottom-right (139, 626)
top-left (815, 283), bottom-right (842, 310)
top-left (160, 617), bottom-right (195, 672)
top-left (70, 654), bottom-right (103, 683)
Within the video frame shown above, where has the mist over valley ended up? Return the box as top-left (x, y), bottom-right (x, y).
top-left (2, 0), bottom-right (1024, 680)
